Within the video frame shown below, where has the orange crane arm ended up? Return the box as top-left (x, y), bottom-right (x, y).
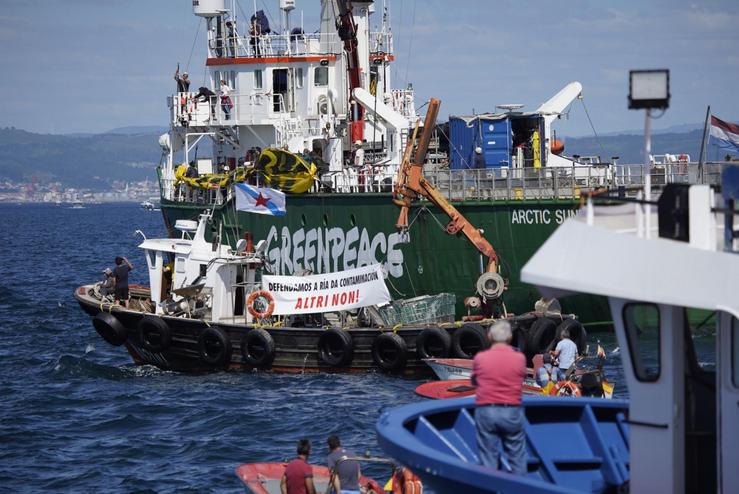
top-left (393, 98), bottom-right (499, 273)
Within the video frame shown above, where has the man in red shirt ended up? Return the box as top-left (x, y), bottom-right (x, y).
top-left (471, 320), bottom-right (527, 475)
top-left (281, 438), bottom-right (317, 494)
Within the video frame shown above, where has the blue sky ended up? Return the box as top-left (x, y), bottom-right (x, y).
top-left (1, 0), bottom-right (737, 136)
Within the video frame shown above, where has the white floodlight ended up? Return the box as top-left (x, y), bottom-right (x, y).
top-left (629, 69), bottom-right (670, 110)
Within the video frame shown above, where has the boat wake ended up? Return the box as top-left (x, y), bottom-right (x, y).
top-left (50, 354), bottom-right (166, 380)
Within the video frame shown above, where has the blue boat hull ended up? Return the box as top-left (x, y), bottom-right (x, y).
top-left (376, 396), bottom-right (629, 493)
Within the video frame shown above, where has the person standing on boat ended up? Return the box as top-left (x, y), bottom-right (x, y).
top-left (325, 435), bottom-right (361, 494)
top-left (174, 66), bottom-right (190, 93)
top-left (219, 79), bottom-right (233, 120)
top-left (550, 328), bottom-right (578, 375)
top-left (471, 320), bottom-right (527, 475)
top-left (281, 438), bottom-right (317, 494)
top-left (346, 140), bottom-right (363, 192)
top-left (112, 256), bottom-right (133, 308)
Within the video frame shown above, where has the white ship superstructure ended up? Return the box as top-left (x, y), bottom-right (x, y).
top-left (160, 0), bottom-right (417, 199)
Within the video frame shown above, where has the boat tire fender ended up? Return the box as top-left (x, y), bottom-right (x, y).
top-left (198, 326), bottom-right (232, 367)
top-left (317, 328), bottom-right (353, 367)
top-left (246, 290), bottom-right (275, 319)
top-left (93, 312), bottom-right (127, 347)
top-left (240, 328), bottom-right (276, 368)
top-left (415, 327), bottom-right (452, 359)
top-left (372, 332), bottom-right (408, 372)
top-left (529, 317), bottom-right (559, 354)
top-left (137, 316), bottom-right (172, 353)
top-left (452, 323), bottom-right (488, 359)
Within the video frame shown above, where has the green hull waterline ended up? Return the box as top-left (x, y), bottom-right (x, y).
top-left (160, 193), bottom-right (612, 329)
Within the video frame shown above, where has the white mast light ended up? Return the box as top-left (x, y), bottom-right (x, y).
top-left (629, 69), bottom-right (670, 110)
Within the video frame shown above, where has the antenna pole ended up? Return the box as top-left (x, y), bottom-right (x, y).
top-left (698, 105), bottom-right (711, 183)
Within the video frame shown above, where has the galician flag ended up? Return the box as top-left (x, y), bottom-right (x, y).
top-left (710, 115), bottom-right (739, 153)
top-left (234, 183), bottom-right (286, 216)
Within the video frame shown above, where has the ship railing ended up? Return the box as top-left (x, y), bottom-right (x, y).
top-left (209, 32), bottom-right (343, 59)
top-left (369, 31), bottom-right (393, 55)
top-left (172, 91), bottom-right (291, 127)
top-left (161, 162), bottom-right (733, 205)
top-left (390, 88), bottom-right (417, 119)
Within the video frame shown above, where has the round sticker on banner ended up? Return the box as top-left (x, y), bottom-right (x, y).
top-left (489, 124), bottom-right (494, 131)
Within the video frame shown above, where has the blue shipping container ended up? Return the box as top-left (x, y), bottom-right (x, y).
top-left (449, 115), bottom-right (511, 170)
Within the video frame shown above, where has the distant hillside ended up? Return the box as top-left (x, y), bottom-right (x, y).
top-left (0, 127), bottom-right (162, 188)
top-left (562, 129), bottom-right (734, 163)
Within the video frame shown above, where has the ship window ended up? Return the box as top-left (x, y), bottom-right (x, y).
top-left (254, 70), bottom-right (263, 89)
top-left (314, 66), bottom-right (328, 87)
top-left (623, 303), bottom-right (661, 382)
top-left (145, 250), bottom-right (155, 269)
top-left (296, 68), bottom-right (304, 88)
top-left (176, 256), bottom-right (186, 273)
top-left (733, 317), bottom-right (739, 387)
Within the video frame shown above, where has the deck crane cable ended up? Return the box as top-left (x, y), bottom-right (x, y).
top-left (403, 0), bottom-right (417, 88)
top-left (579, 97), bottom-right (607, 159)
top-left (186, 18), bottom-right (203, 74)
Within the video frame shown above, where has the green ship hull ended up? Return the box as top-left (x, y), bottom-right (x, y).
top-left (160, 192), bottom-right (612, 329)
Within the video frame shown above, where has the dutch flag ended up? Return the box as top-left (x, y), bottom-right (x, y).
top-left (710, 115), bottom-right (739, 154)
top-left (234, 183), bottom-right (286, 216)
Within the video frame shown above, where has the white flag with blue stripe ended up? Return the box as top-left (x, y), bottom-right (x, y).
top-left (234, 183), bottom-right (286, 216)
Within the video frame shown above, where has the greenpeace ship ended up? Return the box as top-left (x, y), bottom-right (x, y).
top-left (156, 0), bottom-right (718, 327)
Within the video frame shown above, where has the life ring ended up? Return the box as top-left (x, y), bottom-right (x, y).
top-left (198, 326), bottom-right (232, 367)
top-left (529, 317), bottom-right (558, 354)
top-left (555, 319), bottom-right (587, 354)
top-left (247, 290), bottom-right (275, 319)
top-left (317, 328), bottom-right (353, 367)
top-left (451, 323), bottom-right (487, 359)
top-left (415, 327), bottom-right (452, 359)
top-left (240, 328), bottom-right (276, 368)
top-left (137, 316), bottom-right (172, 353)
top-left (553, 380), bottom-right (582, 397)
top-left (372, 332), bottom-right (408, 372)
top-left (391, 467), bottom-right (423, 494)
top-left (92, 312), bottom-right (127, 347)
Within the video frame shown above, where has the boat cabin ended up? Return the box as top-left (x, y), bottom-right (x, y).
top-left (522, 173), bottom-right (739, 493)
top-left (138, 214), bottom-right (263, 323)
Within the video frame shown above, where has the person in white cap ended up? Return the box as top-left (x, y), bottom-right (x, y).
top-left (474, 146), bottom-right (485, 169)
top-left (99, 268), bottom-right (115, 298)
top-left (174, 66), bottom-right (190, 93)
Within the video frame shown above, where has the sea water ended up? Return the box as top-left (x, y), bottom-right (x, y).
top-left (0, 203), bottom-right (636, 493)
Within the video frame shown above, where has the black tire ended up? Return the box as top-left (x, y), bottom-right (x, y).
top-left (554, 319), bottom-right (588, 354)
top-left (240, 328), bottom-right (275, 368)
top-left (415, 327), bottom-right (452, 359)
top-left (317, 329), bottom-right (353, 367)
top-left (529, 317), bottom-right (558, 354)
top-left (510, 322), bottom-right (529, 355)
top-left (198, 326), bottom-right (232, 367)
top-left (452, 323), bottom-right (487, 359)
top-left (92, 312), bottom-right (127, 346)
top-left (137, 316), bottom-right (172, 353)
top-left (371, 332), bottom-right (408, 372)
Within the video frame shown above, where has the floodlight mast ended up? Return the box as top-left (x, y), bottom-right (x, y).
top-left (628, 69), bottom-right (670, 239)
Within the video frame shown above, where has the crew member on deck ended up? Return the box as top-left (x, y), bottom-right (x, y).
top-left (174, 66), bottom-right (190, 93)
top-left (99, 268), bottom-right (115, 298)
top-left (281, 439), bottom-right (316, 494)
top-left (472, 320), bottom-right (527, 475)
top-left (113, 256), bottom-right (133, 308)
top-left (551, 328), bottom-right (578, 375)
top-left (220, 79), bottom-right (233, 120)
top-left (326, 435), bottom-right (361, 494)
